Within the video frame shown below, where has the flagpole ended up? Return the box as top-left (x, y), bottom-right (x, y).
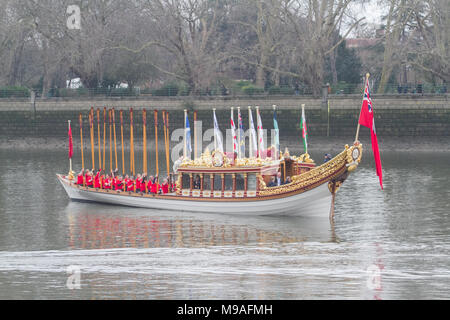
top-left (355, 73), bottom-right (370, 144)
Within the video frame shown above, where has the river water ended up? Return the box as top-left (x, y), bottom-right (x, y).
top-left (0, 145), bottom-right (449, 299)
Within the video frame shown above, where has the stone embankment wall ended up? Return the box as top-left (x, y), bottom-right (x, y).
top-left (0, 95), bottom-right (448, 139)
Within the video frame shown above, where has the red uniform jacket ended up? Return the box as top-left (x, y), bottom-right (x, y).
top-left (139, 180), bottom-right (146, 193)
top-left (85, 175), bottom-right (93, 187)
top-left (114, 178), bottom-right (123, 191)
top-left (126, 179), bottom-right (134, 191)
top-left (150, 181), bottom-right (158, 194)
top-left (77, 174), bottom-right (84, 185)
top-left (136, 178), bottom-right (142, 191)
top-left (103, 178), bottom-right (112, 189)
top-left (161, 183), bottom-right (169, 194)
top-left (147, 181), bottom-right (153, 193)
top-left (94, 172), bottom-right (101, 188)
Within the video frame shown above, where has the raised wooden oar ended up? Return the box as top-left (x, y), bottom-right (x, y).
top-left (154, 110), bottom-right (159, 180)
top-left (120, 110), bottom-right (125, 175)
top-left (96, 108), bottom-right (101, 169)
top-left (142, 109), bottom-right (147, 175)
top-left (112, 108), bottom-right (118, 171)
top-left (89, 109), bottom-right (95, 170)
top-left (162, 111), bottom-right (169, 177)
top-left (109, 108), bottom-right (113, 172)
top-left (102, 107), bottom-right (106, 170)
top-left (130, 108), bottom-right (135, 176)
top-left (79, 113), bottom-right (84, 171)
top-left (165, 111), bottom-right (170, 177)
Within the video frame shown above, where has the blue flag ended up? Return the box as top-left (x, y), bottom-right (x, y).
top-left (185, 114), bottom-right (192, 153)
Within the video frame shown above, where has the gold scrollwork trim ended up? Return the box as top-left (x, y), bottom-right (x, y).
top-left (259, 145), bottom-right (362, 196)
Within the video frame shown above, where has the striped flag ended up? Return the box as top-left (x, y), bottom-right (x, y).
top-left (300, 105), bottom-right (308, 154)
top-left (231, 108), bottom-right (238, 155)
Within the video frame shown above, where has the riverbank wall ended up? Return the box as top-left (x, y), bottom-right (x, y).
top-left (0, 95), bottom-right (448, 139)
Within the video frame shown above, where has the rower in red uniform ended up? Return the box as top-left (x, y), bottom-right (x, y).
top-left (114, 176), bottom-right (123, 191)
top-left (146, 177), bottom-right (153, 194)
top-left (126, 176), bottom-right (135, 192)
top-left (123, 175), bottom-right (129, 191)
top-left (150, 175), bottom-right (158, 194)
top-left (139, 176), bottom-right (147, 193)
top-left (135, 174), bottom-right (142, 193)
top-left (160, 178), bottom-right (169, 194)
top-left (85, 170), bottom-right (93, 187)
top-left (93, 169), bottom-right (101, 189)
top-left (76, 169), bottom-right (84, 185)
top-left (103, 174), bottom-right (112, 189)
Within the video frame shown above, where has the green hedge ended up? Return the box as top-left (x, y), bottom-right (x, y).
top-left (0, 86), bottom-right (30, 98)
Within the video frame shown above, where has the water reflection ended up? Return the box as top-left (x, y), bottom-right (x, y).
top-left (65, 203), bottom-right (337, 250)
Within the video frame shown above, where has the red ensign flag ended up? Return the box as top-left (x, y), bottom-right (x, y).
top-left (68, 122), bottom-right (73, 159)
top-left (359, 77), bottom-right (383, 189)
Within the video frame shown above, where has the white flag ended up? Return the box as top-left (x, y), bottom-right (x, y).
top-left (213, 110), bottom-right (224, 153)
top-left (249, 108), bottom-right (258, 157)
top-left (256, 107), bottom-right (265, 158)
